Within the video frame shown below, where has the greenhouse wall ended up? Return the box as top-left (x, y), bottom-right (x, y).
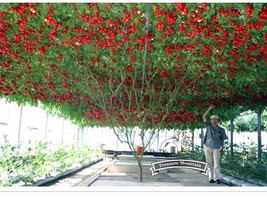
top-left (1, 98), bottom-right (266, 153)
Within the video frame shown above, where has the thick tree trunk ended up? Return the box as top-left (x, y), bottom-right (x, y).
top-left (137, 157), bottom-right (143, 182)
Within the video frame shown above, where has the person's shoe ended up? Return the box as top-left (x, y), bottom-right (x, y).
top-left (215, 179), bottom-right (221, 184)
top-left (209, 179), bottom-right (215, 183)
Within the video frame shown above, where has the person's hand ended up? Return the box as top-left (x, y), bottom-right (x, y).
top-left (208, 104), bottom-right (215, 110)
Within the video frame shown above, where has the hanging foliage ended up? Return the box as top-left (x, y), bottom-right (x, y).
top-left (0, 3), bottom-right (267, 128)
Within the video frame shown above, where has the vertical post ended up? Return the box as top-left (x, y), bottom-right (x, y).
top-left (116, 133), bottom-right (119, 151)
top-left (61, 119), bottom-right (65, 144)
top-left (81, 127), bottom-right (84, 143)
top-left (17, 105), bottom-right (23, 146)
top-left (230, 118), bottom-right (234, 158)
top-left (77, 127), bottom-right (80, 143)
top-left (87, 127), bottom-right (89, 143)
top-left (44, 113), bottom-right (48, 140)
top-left (157, 130), bottom-right (160, 152)
top-left (257, 106), bottom-right (263, 161)
top-left (191, 129), bottom-right (194, 151)
top-left (200, 128), bottom-right (204, 148)
top-left (108, 127), bottom-right (111, 149)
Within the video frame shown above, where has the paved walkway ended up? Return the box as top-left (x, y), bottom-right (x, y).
top-left (88, 155), bottom-right (227, 187)
top-left (47, 154), bottom-right (227, 187)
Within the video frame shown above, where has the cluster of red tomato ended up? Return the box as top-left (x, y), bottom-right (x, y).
top-left (0, 3), bottom-right (267, 128)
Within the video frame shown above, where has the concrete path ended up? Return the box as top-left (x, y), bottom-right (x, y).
top-left (88, 155), bottom-right (227, 187)
top-left (45, 154), bottom-right (228, 187)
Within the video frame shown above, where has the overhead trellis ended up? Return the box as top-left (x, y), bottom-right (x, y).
top-left (0, 3), bottom-right (267, 129)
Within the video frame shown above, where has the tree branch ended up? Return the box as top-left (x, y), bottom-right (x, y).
top-left (141, 4), bottom-right (151, 99)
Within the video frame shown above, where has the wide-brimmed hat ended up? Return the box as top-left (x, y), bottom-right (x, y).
top-left (211, 115), bottom-right (219, 119)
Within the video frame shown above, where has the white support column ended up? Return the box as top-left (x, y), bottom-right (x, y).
top-left (61, 119), bottom-right (65, 144)
top-left (17, 105), bottom-right (23, 146)
top-left (44, 113), bottom-right (48, 140)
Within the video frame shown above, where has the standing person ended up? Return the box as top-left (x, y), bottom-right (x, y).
top-left (202, 104), bottom-right (228, 184)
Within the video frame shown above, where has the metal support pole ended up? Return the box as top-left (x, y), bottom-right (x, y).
top-left (191, 129), bottom-right (194, 151)
top-left (17, 105), bottom-right (23, 146)
top-left (61, 119), bottom-right (65, 144)
top-left (257, 106), bottom-right (263, 161)
top-left (157, 130), bottom-right (159, 152)
top-left (230, 119), bottom-right (234, 158)
top-left (200, 128), bottom-right (204, 148)
top-left (44, 113), bottom-right (48, 140)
